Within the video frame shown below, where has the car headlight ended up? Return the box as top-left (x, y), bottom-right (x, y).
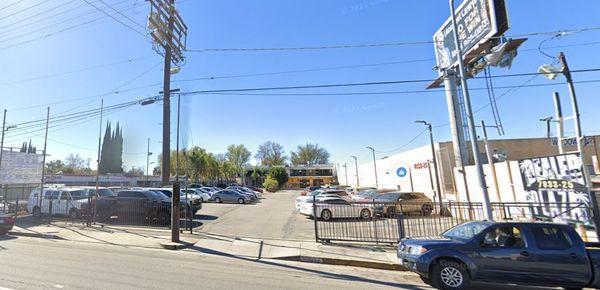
top-left (409, 246), bottom-right (428, 255)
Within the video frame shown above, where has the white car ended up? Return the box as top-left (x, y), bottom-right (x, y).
top-left (299, 196), bottom-right (343, 216)
top-left (302, 197), bottom-right (375, 221)
top-left (295, 190), bottom-right (349, 211)
top-left (27, 187), bottom-right (90, 219)
top-left (182, 189), bottom-right (210, 203)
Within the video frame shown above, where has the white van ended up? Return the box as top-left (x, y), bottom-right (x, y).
top-left (27, 187), bottom-right (90, 219)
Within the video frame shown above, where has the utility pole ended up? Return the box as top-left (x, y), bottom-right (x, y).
top-left (160, 1), bottom-right (173, 187)
top-left (416, 121), bottom-right (443, 208)
top-left (481, 121), bottom-right (501, 202)
top-left (350, 155), bottom-right (359, 188)
top-left (365, 147), bottom-right (378, 188)
top-left (539, 117), bottom-right (553, 138)
top-left (39, 107), bottom-right (50, 208)
top-left (558, 52), bottom-right (600, 239)
top-left (146, 138), bottom-right (151, 185)
top-left (553, 92), bottom-right (565, 154)
top-left (0, 110), bottom-right (6, 186)
top-left (343, 163), bottom-right (348, 186)
top-left (92, 99), bottom-right (104, 225)
top-left (172, 94), bottom-right (181, 242)
top-left (449, 0), bottom-right (493, 221)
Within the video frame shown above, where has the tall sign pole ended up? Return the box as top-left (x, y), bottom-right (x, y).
top-left (366, 147), bottom-right (378, 188)
top-left (92, 99), bottom-right (104, 225)
top-left (449, 0), bottom-right (493, 221)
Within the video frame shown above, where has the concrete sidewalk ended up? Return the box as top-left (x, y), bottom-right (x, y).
top-left (10, 222), bottom-right (199, 249)
top-left (10, 222), bottom-right (402, 270)
top-left (191, 232), bottom-right (402, 270)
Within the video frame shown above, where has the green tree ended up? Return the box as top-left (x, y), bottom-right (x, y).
top-left (269, 167), bottom-right (288, 187)
top-left (226, 144), bottom-right (251, 184)
top-left (99, 121), bottom-right (123, 174)
top-left (45, 160), bottom-right (66, 174)
top-left (290, 143), bottom-right (330, 165)
top-left (255, 141), bottom-right (286, 166)
top-left (263, 176), bottom-right (279, 192)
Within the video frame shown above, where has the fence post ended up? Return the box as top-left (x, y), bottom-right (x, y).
top-left (312, 195), bottom-right (319, 243)
top-left (372, 199), bottom-right (379, 244)
top-left (397, 212), bottom-right (404, 240)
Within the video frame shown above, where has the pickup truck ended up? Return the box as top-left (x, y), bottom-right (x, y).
top-left (397, 221), bottom-right (600, 290)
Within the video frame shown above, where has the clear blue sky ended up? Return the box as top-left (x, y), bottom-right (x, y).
top-left (1, 0), bottom-right (600, 171)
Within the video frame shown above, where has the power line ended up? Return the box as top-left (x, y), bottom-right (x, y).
top-left (374, 128), bottom-right (429, 154)
top-left (0, 0), bottom-right (26, 12)
top-left (97, 0), bottom-right (146, 30)
top-left (81, 0), bottom-right (147, 39)
top-left (0, 0), bottom-right (52, 21)
top-left (185, 26), bottom-right (600, 53)
top-left (0, 0), bottom-right (77, 32)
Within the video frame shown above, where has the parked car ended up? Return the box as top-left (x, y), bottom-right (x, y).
top-left (300, 186), bottom-right (322, 196)
top-left (143, 188), bottom-right (202, 213)
top-left (230, 189), bottom-right (256, 201)
top-left (296, 192), bottom-right (346, 211)
top-left (0, 211), bottom-right (14, 236)
top-left (115, 190), bottom-right (171, 223)
top-left (300, 197), bottom-right (374, 221)
top-left (228, 186), bottom-right (261, 199)
top-left (246, 186), bottom-right (263, 193)
top-left (373, 192), bottom-right (433, 217)
top-left (78, 187), bottom-right (118, 221)
top-left (210, 190), bottom-right (251, 204)
top-left (181, 189), bottom-right (210, 203)
top-left (398, 221), bottom-right (600, 290)
top-left (27, 187), bottom-right (90, 219)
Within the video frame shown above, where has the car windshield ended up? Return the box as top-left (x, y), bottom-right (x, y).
top-left (150, 191), bottom-right (169, 200)
top-left (442, 222), bottom-right (493, 240)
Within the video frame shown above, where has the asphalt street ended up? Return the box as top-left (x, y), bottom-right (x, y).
top-left (0, 235), bottom-right (430, 290)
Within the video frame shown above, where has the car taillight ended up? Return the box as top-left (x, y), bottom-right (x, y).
top-left (3, 216), bottom-right (14, 223)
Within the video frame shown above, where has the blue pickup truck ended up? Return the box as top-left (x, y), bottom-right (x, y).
top-left (398, 221), bottom-right (600, 289)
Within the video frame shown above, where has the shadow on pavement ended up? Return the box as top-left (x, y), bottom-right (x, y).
top-left (185, 245), bottom-right (430, 290)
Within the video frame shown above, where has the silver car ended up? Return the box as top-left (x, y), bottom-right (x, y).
top-left (211, 190), bottom-right (251, 204)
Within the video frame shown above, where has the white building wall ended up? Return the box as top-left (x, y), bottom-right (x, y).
top-left (454, 161), bottom-right (526, 203)
top-left (349, 145), bottom-right (441, 201)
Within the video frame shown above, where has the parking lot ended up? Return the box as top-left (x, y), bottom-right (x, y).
top-left (197, 190), bottom-right (316, 241)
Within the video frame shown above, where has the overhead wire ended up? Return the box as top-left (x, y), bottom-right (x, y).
top-left (81, 0), bottom-right (148, 39)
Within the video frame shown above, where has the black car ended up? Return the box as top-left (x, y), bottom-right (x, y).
top-left (115, 190), bottom-right (171, 224)
top-left (398, 221), bottom-right (600, 290)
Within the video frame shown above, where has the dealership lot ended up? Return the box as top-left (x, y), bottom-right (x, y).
top-left (198, 190), bottom-right (316, 241)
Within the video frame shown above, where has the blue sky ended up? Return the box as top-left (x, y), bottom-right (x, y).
top-left (1, 0), bottom-right (600, 171)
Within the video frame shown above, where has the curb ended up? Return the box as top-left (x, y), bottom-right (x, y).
top-left (273, 255), bottom-right (407, 271)
top-left (9, 231), bottom-right (64, 240)
top-left (159, 240), bottom-right (195, 250)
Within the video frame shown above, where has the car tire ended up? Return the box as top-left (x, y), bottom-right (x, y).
top-left (200, 197), bottom-right (204, 203)
top-left (421, 204), bottom-right (433, 216)
top-left (419, 276), bottom-right (432, 286)
top-left (386, 207), bottom-right (397, 218)
top-left (237, 198), bottom-right (245, 204)
top-left (321, 209), bottom-right (332, 221)
top-left (214, 197), bottom-right (222, 203)
top-left (32, 206), bottom-right (41, 218)
top-left (431, 260), bottom-right (470, 290)
top-left (69, 208), bottom-right (80, 220)
top-left (360, 209), bottom-right (371, 219)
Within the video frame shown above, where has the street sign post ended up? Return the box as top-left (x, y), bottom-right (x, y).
top-left (433, 0), bottom-right (508, 74)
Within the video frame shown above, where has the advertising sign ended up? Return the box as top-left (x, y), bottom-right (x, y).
top-left (0, 151), bottom-right (43, 184)
top-left (433, 0), bottom-right (508, 73)
top-left (518, 154), bottom-right (590, 222)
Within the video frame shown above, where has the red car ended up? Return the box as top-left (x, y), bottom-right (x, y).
top-left (0, 214), bottom-right (15, 236)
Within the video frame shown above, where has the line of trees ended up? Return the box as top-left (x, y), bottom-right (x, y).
top-left (98, 122), bottom-right (123, 174)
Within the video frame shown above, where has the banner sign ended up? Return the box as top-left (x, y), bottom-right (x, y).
top-left (433, 0), bottom-right (507, 73)
top-left (518, 154), bottom-right (590, 222)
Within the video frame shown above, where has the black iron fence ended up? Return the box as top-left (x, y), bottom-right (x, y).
top-left (312, 199), bottom-right (597, 244)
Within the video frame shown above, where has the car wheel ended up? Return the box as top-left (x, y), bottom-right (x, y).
top-left (32, 206), bottom-right (41, 218)
top-left (237, 198), bottom-right (245, 204)
top-left (321, 209), bottom-right (332, 221)
top-left (69, 208), bottom-right (80, 220)
top-left (386, 207), bottom-right (397, 218)
top-left (431, 260), bottom-right (470, 290)
top-left (421, 204), bottom-right (433, 216)
top-left (360, 209), bottom-right (371, 219)
top-left (200, 197), bottom-right (204, 203)
top-left (419, 276), bottom-right (432, 286)
top-left (214, 197), bottom-right (221, 203)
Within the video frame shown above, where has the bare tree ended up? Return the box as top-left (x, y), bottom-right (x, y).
top-left (255, 141), bottom-right (286, 166)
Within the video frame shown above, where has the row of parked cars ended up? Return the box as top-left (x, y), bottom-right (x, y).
top-left (296, 187), bottom-right (434, 221)
top-left (24, 184), bottom-right (264, 224)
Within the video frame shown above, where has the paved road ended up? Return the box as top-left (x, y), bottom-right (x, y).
top-left (0, 235), bottom-right (430, 290)
top-left (197, 190), bottom-right (315, 241)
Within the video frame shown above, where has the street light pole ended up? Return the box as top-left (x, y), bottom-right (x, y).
top-left (365, 147), bottom-right (378, 188)
top-left (0, 110), bottom-right (6, 185)
top-left (416, 121), bottom-right (443, 208)
top-left (539, 117), bottom-right (553, 138)
top-left (343, 163), bottom-right (348, 186)
top-left (146, 138), bottom-right (151, 184)
top-left (350, 155), bottom-right (359, 188)
top-left (448, 0), bottom-right (493, 221)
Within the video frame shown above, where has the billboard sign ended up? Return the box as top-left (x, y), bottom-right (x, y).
top-left (518, 154), bottom-right (590, 222)
top-left (0, 151), bottom-right (43, 185)
top-left (433, 0), bottom-right (508, 73)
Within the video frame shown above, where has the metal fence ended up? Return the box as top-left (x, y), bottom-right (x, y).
top-left (312, 199), bottom-right (598, 244)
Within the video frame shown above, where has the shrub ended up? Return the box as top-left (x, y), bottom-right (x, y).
top-left (269, 167), bottom-right (288, 187)
top-left (263, 176), bottom-right (279, 192)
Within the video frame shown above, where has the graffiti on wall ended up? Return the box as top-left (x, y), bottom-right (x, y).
top-left (518, 153), bottom-right (590, 223)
